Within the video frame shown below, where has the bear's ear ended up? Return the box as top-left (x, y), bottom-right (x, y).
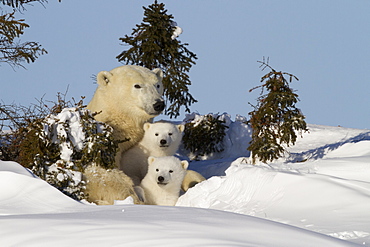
top-left (143, 122), bottom-right (151, 132)
top-left (177, 124), bottom-right (185, 133)
top-left (148, 156), bottom-right (156, 165)
top-left (180, 160), bottom-right (189, 170)
top-left (97, 71), bottom-right (113, 86)
top-left (152, 68), bottom-right (163, 80)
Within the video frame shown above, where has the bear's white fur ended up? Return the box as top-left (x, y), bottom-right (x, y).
top-left (182, 170), bottom-right (206, 192)
top-left (84, 165), bottom-right (142, 205)
top-left (85, 65), bottom-right (164, 205)
top-left (120, 121), bottom-right (184, 185)
top-left (139, 156), bottom-right (188, 206)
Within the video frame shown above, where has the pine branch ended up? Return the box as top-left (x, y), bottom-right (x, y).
top-left (0, 11), bottom-right (47, 68)
top-left (1, 0), bottom-right (49, 10)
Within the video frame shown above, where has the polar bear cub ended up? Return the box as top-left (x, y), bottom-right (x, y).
top-left (120, 121), bottom-right (184, 185)
top-left (138, 156), bottom-right (188, 206)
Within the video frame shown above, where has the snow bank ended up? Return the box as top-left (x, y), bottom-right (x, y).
top-left (0, 160), bottom-right (36, 178)
top-left (0, 161), bottom-right (83, 215)
top-left (2, 205), bottom-right (358, 246)
top-left (178, 124), bottom-right (370, 245)
top-left (0, 160), bottom-right (358, 246)
top-left (178, 157), bottom-right (370, 243)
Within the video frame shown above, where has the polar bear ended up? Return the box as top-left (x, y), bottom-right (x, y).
top-left (120, 121), bottom-right (184, 185)
top-left (85, 65), bottom-right (165, 205)
top-left (84, 165), bottom-right (142, 205)
top-left (87, 65), bottom-right (165, 157)
top-left (138, 156), bottom-right (188, 206)
top-left (181, 170), bottom-right (206, 191)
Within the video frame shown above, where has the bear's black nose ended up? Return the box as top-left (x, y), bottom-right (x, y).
top-left (160, 139), bottom-right (167, 145)
top-left (153, 100), bottom-right (165, 112)
top-left (158, 176), bottom-right (164, 182)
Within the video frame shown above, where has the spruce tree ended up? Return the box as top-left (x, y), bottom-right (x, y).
top-left (0, 0), bottom-right (50, 68)
top-left (25, 104), bottom-right (118, 200)
top-left (248, 59), bottom-right (308, 164)
top-left (116, 1), bottom-right (197, 118)
top-left (182, 113), bottom-right (229, 160)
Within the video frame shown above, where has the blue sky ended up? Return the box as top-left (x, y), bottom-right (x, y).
top-left (2, 0), bottom-right (370, 129)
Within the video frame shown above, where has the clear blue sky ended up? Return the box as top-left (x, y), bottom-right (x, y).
top-left (2, 0), bottom-right (370, 129)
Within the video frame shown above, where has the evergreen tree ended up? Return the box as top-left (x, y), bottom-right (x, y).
top-left (1, 93), bottom-right (119, 201)
top-left (0, 0), bottom-right (50, 68)
top-left (116, 1), bottom-right (197, 118)
top-left (25, 105), bottom-right (118, 200)
top-left (182, 113), bottom-right (229, 160)
top-left (248, 59), bottom-right (308, 164)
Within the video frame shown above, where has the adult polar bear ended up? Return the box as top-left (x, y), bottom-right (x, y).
top-left (85, 65), bottom-right (204, 204)
top-left (87, 65), bottom-right (165, 157)
top-left (85, 65), bottom-right (165, 205)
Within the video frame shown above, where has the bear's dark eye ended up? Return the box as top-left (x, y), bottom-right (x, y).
top-left (169, 170), bottom-right (173, 173)
top-left (155, 133), bottom-right (159, 136)
top-left (156, 84), bottom-right (160, 88)
top-left (156, 169), bottom-right (159, 172)
top-left (134, 84), bottom-right (141, 89)
top-left (168, 133), bottom-right (172, 136)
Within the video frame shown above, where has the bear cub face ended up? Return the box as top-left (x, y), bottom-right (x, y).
top-left (143, 122), bottom-right (185, 151)
top-left (147, 156), bottom-right (188, 187)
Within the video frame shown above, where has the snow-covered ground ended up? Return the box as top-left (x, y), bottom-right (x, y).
top-left (1, 121), bottom-right (369, 246)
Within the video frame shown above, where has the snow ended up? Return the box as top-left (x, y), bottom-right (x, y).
top-left (171, 21), bottom-right (183, 40)
top-left (43, 107), bottom-right (86, 162)
top-left (1, 121), bottom-right (370, 246)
